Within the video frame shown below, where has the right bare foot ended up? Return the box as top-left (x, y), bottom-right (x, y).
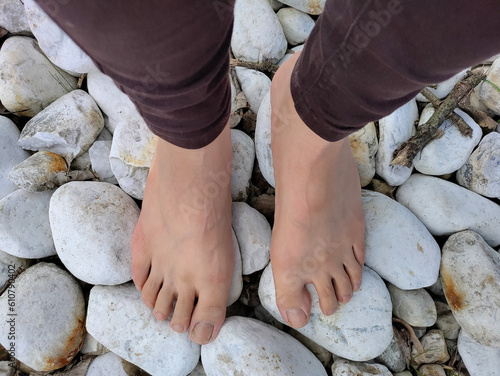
top-left (131, 124), bottom-right (234, 345)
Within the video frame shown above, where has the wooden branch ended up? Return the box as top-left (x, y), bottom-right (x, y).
top-left (392, 71), bottom-right (485, 167)
top-left (230, 58), bottom-right (279, 74)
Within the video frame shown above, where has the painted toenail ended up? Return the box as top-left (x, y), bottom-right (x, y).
top-left (144, 300), bottom-right (154, 309)
top-left (153, 311), bottom-right (165, 321)
top-left (171, 324), bottom-right (185, 333)
top-left (286, 308), bottom-right (308, 327)
top-left (191, 321), bottom-right (214, 344)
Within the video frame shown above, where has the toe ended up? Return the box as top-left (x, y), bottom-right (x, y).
top-left (273, 272), bottom-right (311, 328)
top-left (169, 291), bottom-right (195, 333)
top-left (332, 267), bottom-right (353, 304)
top-left (152, 285), bottom-right (174, 321)
top-left (344, 251), bottom-right (363, 292)
top-left (313, 276), bottom-right (339, 316)
top-left (189, 292), bottom-right (228, 345)
top-left (353, 240), bottom-right (365, 266)
top-left (131, 219), bottom-right (151, 291)
top-left (141, 271), bottom-right (163, 309)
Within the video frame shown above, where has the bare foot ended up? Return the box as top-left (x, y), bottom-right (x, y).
top-left (131, 124), bottom-right (234, 345)
top-left (270, 52), bottom-right (365, 328)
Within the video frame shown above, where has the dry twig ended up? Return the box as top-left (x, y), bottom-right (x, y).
top-left (230, 58), bottom-right (279, 74)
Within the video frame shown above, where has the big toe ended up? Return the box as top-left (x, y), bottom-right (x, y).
top-left (274, 273), bottom-right (311, 328)
top-left (190, 291), bottom-right (228, 345)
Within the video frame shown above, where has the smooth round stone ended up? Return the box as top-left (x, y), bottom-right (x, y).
top-left (258, 264), bottom-right (393, 361)
top-left (414, 107), bottom-right (482, 175)
top-left (396, 174), bottom-right (500, 247)
top-left (87, 283), bottom-right (200, 376)
top-left (387, 283), bottom-right (437, 327)
top-left (0, 0), bottom-right (30, 32)
top-left (411, 330), bottom-right (449, 367)
top-left (201, 316), bottom-right (327, 376)
top-left (279, 0), bottom-right (325, 14)
top-left (362, 190), bottom-right (441, 289)
top-left (0, 36), bottom-right (77, 117)
top-left (287, 328), bottom-right (332, 367)
top-left (418, 364), bottom-right (446, 376)
top-left (0, 189), bottom-right (56, 258)
top-left (0, 250), bottom-right (31, 287)
top-left (458, 330), bottom-right (500, 376)
top-left (349, 122), bottom-right (378, 187)
top-left (231, 129), bottom-right (255, 202)
top-left (231, 202), bottom-right (271, 275)
top-left (109, 117), bottom-right (158, 200)
top-left (18, 90), bottom-right (104, 162)
top-left (477, 57), bottom-right (500, 115)
top-left (434, 301), bottom-right (460, 340)
top-left (416, 69), bottom-right (469, 102)
top-left (375, 328), bottom-right (407, 373)
top-left (0, 263), bottom-right (85, 371)
top-left (49, 182), bottom-right (139, 285)
top-left (8, 151), bottom-right (67, 192)
top-left (376, 99), bottom-right (418, 186)
top-left (89, 141), bottom-right (117, 184)
top-left (331, 359), bottom-right (391, 376)
top-left (440, 231), bottom-right (500, 347)
top-left (0, 116), bottom-right (30, 199)
top-left (235, 67), bottom-right (271, 114)
top-left (255, 91), bottom-right (275, 187)
top-left (23, 0), bottom-right (96, 74)
top-left (86, 352), bottom-right (128, 376)
top-left (457, 132), bottom-right (500, 198)
top-left (276, 8), bottom-right (315, 46)
top-left (232, 0), bottom-right (287, 63)
top-left (228, 229), bottom-right (243, 306)
top-left (87, 70), bottom-right (138, 134)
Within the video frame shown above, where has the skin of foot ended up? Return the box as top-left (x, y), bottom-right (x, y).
top-left (270, 51), bottom-right (366, 328)
top-left (131, 123), bottom-right (234, 345)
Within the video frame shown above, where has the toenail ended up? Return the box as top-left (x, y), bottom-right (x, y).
top-left (286, 308), bottom-right (308, 327)
top-left (191, 321), bottom-right (214, 344)
top-left (171, 324), bottom-right (185, 333)
top-left (144, 300), bottom-right (154, 309)
top-left (354, 281), bottom-right (362, 290)
top-left (154, 311), bottom-right (165, 321)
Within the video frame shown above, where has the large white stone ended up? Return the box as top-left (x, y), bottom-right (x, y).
top-left (414, 107), bottom-right (482, 175)
top-left (458, 330), bottom-right (500, 376)
top-left (0, 250), bottom-right (31, 287)
top-left (87, 283), bottom-right (200, 376)
top-left (230, 129), bottom-right (255, 201)
top-left (23, 0), bottom-right (96, 74)
top-left (331, 359), bottom-right (392, 376)
top-left (457, 132), bottom-right (500, 198)
top-left (0, 116), bottom-right (30, 199)
top-left (387, 284), bottom-right (437, 327)
top-left (396, 174), bottom-right (500, 247)
top-left (18, 90), bottom-right (104, 162)
top-left (201, 316), bottom-right (327, 376)
top-left (49, 182), bottom-right (139, 285)
top-left (232, 0), bottom-right (287, 63)
top-left (258, 264), bottom-right (393, 360)
top-left (109, 117), bottom-right (157, 200)
top-left (349, 122), bottom-right (378, 187)
top-left (276, 7), bottom-right (315, 46)
top-left (0, 263), bottom-right (85, 371)
top-left (0, 36), bottom-right (77, 117)
top-left (376, 99), bottom-right (418, 186)
top-left (375, 328), bottom-right (407, 373)
top-left (0, 0), bottom-right (30, 32)
top-left (362, 190), bottom-right (441, 289)
top-left (411, 329), bottom-right (449, 367)
top-left (231, 202), bottom-right (271, 274)
top-left (0, 189), bottom-right (56, 258)
top-left (89, 141), bottom-right (117, 184)
top-left (279, 0), bottom-right (325, 14)
top-left (235, 67), bottom-right (271, 114)
top-left (255, 91), bottom-right (275, 187)
top-left (228, 229), bottom-right (243, 306)
top-left (86, 352), bottom-right (128, 376)
top-left (415, 69), bottom-right (469, 102)
top-left (87, 70), bottom-right (138, 134)
top-left (477, 57), bottom-right (500, 115)
top-left (440, 231), bottom-right (500, 347)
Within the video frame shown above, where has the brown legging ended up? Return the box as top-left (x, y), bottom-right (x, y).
top-left (35, 0), bottom-right (500, 149)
